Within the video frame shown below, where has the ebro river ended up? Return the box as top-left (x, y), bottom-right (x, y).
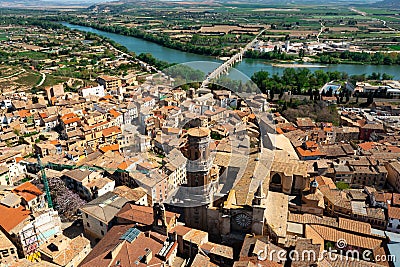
top-left (62, 23), bottom-right (400, 80)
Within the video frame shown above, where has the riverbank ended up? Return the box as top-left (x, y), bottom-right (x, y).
top-left (60, 20), bottom-right (232, 57)
top-left (271, 63), bottom-right (327, 68)
top-left (61, 23), bottom-right (400, 80)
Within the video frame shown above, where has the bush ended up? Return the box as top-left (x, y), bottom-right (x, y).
top-left (336, 181), bottom-right (350, 190)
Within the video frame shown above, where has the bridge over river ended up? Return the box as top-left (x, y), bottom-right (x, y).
top-left (200, 30), bottom-right (265, 89)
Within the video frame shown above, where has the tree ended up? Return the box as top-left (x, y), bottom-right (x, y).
top-left (33, 177), bottom-right (86, 221)
top-left (368, 72), bottom-right (381, 80)
top-left (367, 93), bottom-right (374, 105)
top-left (336, 181), bottom-right (350, 190)
top-left (299, 49), bottom-right (305, 58)
top-left (251, 71), bottom-right (269, 88)
top-left (382, 73), bottom-right (394, 80)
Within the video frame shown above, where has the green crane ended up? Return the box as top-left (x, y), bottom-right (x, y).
top-left (37, 155), bottom-right (53, 209)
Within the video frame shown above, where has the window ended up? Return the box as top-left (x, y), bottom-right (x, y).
top-left (388, 223), bottom-right (393, 228)
top-left (271, 173), bottom-right (282, 184)
top-left (87, 222), bottom-right (90, 228)
top-left (101, 230), bottom-right (104, 236)
top-left (1, 250), bottom-right (9, 257)
top-left (100, 221), bottom-right (103, 226)
top-left (85, 214), bottom-right (88, 218)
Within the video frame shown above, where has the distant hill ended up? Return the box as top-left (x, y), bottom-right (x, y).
top-left (0, 0), bottom-right (106, 7)
top-left (372, 0), bottom-right (400, 7)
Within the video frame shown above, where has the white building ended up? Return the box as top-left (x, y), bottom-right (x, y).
top-left (80, 192), bottom-right (129, 240)
top-left (163, 149), bottom-right (187, 190)
top-left (19, 209), bottom-right (62, 256)
top-left (42, 116), bottom-right (58, 132)
top-left (80, 85), bottom-right (105, 98)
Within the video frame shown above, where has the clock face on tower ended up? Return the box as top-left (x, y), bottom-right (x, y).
top-left (234, 213), bottom-right (252, 228)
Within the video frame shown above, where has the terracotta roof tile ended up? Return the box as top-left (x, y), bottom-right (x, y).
top-left (109, 109), bottom-right (121, 118)
top-left (12, 182), bottom-right (43, 202)
top-left (99, 144), bottom-right (119, 153)
top-left (18, 110), bottom-right (32, 118)
top-left (338, 217), bottom-right (371, 235)
top-left (79, 224), bottom-right (168, 267)
top-left (102, 126), bottom-right (121, 137)
top-left (116, 203), bottom-right (177, 226)
top-left (306, 224), bottom-right (382, 250)
top-left (388, 206), bottom-right (400, 220)
top-left (0, 205), bottom-right (31, 232)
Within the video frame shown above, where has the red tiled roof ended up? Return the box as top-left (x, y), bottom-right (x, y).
top-left (39, 112), bottom-right (48, 119)
top-left (102, 126), bottom-right (121, 137)
top-left (116, 203), bottom-right (177, 226)
top-left (109, 109), bottom-right (121, 118)
top-left (393, 193), bottom-right (400, 206)
top-left (100, 144), bottom-right (119, 153)
top-left (276, 128), bottom-right (284, 134)
top-left (388, 206), bottom-right (400, 220)
top-left (18, 110), bottom-right (32, 118)
top-left (63, 117), bottom-right (80, 124)
top-left (296, 146), bottom-right (324, 158)
top-left (79, 224), bottom-right (168, 267)
top-left (61, 113), bottom-right (76, 120)
top-left (50, 140), bottom-right (60, 145)
top-left (143, 96), bottom-right (153, 102)
top-left (358, 142), bottom-right (377, 151)
top-left (0, 205), bottom-right (31, 232)
top-left (12, 181), bottom-right (43, 202)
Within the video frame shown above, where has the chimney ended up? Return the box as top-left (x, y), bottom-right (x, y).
top-left (310, 178), bottom-right (318, 194)
top-left (144, 248), bottom-right (152, 264)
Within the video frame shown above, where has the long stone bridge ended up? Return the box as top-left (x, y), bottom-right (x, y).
top-left (200, 30), bottom-right (264, 89)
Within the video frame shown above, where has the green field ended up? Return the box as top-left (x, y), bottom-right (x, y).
top-left (40, 74), bottom-right (69, 88)
top-left (388, 45), bottom-right (400, 51)
top-left (14, 51), bottom-right (48, 60)
top-left (16, 71), bottom-right (41, 87)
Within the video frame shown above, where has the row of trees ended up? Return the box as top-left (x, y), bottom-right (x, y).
top-left (251, 69), bottom-right (349, 95)
top-left (278, 99), bottom-right (340, 126)
top-left (245, 50), bottom-right (296, 61)
top-left (137, 53), bottom-right (172, 70)
top-left (319, 51), bottom-right (400, 65)
top-left (54, 17), bottom-right (227, 56)
top-left (245, 49), bottom-right (400, 66)
top-left (251, 68), bottom-right (396, 97)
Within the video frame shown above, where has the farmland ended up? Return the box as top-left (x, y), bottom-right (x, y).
top-left (37, 1), bottom-right (399, 58)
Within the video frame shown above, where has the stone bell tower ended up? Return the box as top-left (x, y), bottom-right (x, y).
top-left (181, 127), bottom-right (214, 231)
top-left (183, 127), bottom-right (212, 187)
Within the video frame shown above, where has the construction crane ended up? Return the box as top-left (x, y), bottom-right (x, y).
top-left (37, 155), bottom-right (53, 209)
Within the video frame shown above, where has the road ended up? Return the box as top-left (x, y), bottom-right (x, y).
top-left (350, 7), bottom-right (399, 33)
top-left (0, 68), bottom-right (26, 81)
top-left (37, 72), bottom-right (46, 87)
top-left (317, 22), bottom-right (325, 43)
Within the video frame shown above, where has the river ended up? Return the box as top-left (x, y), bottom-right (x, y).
top-left (62, 23), bottom-right (400, 80)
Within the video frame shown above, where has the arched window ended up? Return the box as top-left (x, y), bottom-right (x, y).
top-left (271, 173), bottom-right (282, 185)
